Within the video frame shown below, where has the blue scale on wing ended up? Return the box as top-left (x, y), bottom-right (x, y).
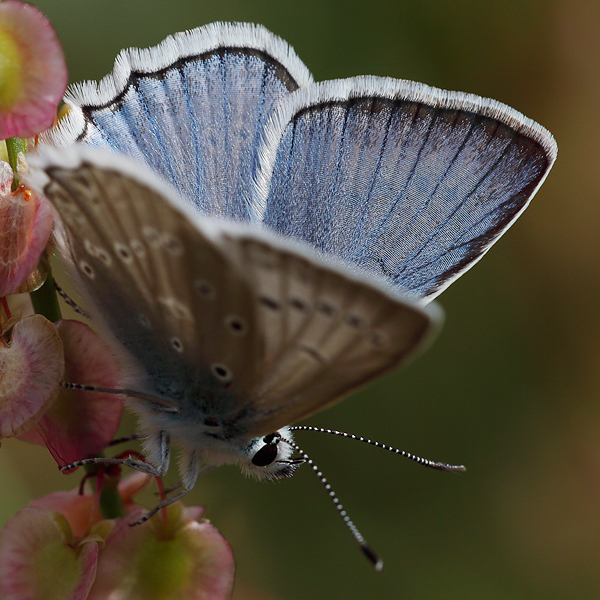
top-left (268, 103), bottom-right (352, 251)
top-left (263, 91), bottom-right (554, 300)
top-left (77, 50), bottom-right (306, 221)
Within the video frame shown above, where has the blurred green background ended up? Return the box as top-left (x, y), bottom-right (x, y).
top-left (2, 1), bottom-right (599, 599)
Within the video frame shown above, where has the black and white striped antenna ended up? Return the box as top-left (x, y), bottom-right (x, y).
top-left (282, 426), bottom-right (466, 570)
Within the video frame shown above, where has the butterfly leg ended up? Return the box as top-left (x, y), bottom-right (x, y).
top-left (161, 481), bottom-right (184, 495)
top-left (142, 429), bottom-right (171, 476)
top-left (107, 434), bottom-right (142, 447)
top-left (59, 429), bottom-right (171, 478)
top-left (59, 455), bottom-right (164, 477)
top-left (131, 449), bottom-right (211, 525)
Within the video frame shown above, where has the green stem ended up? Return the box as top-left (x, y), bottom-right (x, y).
top-left (5, 137), bottom-right (27, 191)
top-left (30, 268), bottom-right (62, 322)
top-left (84, 461), bottom-right (126, 520)
top-left (98, 483), bottom-right (127, 519)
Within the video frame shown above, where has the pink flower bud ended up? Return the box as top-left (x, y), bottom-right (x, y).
top-left (18, 319), bottom-right (124, 468)
top-left (0, 1), bottom-right (68, 139)
top-left (88, 504), bottom-right (235, 600)
top-left (0, 160), bottom-right (54, 297)
top-left (0, 507), bottom-right (100, 600)
top-left (0, 314), bottom-right (63, 439)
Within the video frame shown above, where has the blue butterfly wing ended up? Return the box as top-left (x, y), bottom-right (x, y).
top-left (53, 23), bottom-right (313, 221)
top-left (257, 77), bottom-right (557, 299)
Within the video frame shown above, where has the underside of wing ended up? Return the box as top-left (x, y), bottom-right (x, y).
top-left (217, 226), bottom-right (440, 436)
top-left (256, 76), bottom-right (557, 301)
top-left (30, 145), bottom-right (440, 441)
top-left (45, 22), bottom-right (313, 221)
top-left (29, 146), bottom-right (265, 423)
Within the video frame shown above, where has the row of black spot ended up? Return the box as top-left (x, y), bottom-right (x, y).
top-left (258, 294), bottom-right (368, 330)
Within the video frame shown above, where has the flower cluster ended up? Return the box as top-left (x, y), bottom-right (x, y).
top-left (0, 3), bottom-right (235, 598)
top-left (0, 472), bottom-right (234, 600)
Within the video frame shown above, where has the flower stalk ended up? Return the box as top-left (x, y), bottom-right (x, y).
top-left (5, 136), bottom-right (25, 189)
top-left (84, 461), bottom-right (127, 520)
top-left (30, 267), bottom-right (62, 322)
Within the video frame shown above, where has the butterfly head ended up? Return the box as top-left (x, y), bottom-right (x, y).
top-left (237, 428), bottom-right (301, 481)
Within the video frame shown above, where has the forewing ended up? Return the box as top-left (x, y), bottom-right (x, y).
top-left (218, 228), bottom-right (439, 436)
top-left (257, 76), bottom-right (557, 300)
top-left (29, 146), bottom-right (265, 419)
top-left (47, 22), bottom-right (313, 221)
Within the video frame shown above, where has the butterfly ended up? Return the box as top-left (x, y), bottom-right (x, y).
top-left (29, 21), bottom-right (556, 563)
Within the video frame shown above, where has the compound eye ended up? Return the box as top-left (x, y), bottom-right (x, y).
top-left (251, 441), bottom-right (278, 467)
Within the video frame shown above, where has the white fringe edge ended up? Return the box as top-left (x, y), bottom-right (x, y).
top-left (43, 22), bottom-right (314, 148)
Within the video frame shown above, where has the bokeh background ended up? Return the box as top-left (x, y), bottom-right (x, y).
top-left (1, 1), bottom-right (599, 599)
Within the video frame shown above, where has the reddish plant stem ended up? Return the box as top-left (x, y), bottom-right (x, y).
top-left (2, 297), bottom-right (11, 320)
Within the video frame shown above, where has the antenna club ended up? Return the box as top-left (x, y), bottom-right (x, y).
top-left (282, 436), bottom-right (381, 570)
top-left (361, 544), bottom-right (384, 572)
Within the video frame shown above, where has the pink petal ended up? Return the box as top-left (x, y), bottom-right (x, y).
top-left (88, 505), bottom-right (234, 600)
top-left (4, 292), bottom-right (33, 319)
top-left (0, 314), bottom-right (63, 438)
top-left (28, 472), bottom-right (154, 539)
top-left (72, 541), bottom-right (101, 600)
top-left (19, 319), bottom-right (124, 467)
top-left (183, 505), bottom-right (207, 522)
top-left (118, 471), bottom-right (153, 508)
top-left (174, 520), bottom-right (236, 600)
top-left (0, 1), bottom-right (68, 139)
top-left (0, 507), bottom-right (99, 600)
top-left (30, 490), bottom-right (95, 541)
top-left (0, 162), bottom-right (54, 296)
